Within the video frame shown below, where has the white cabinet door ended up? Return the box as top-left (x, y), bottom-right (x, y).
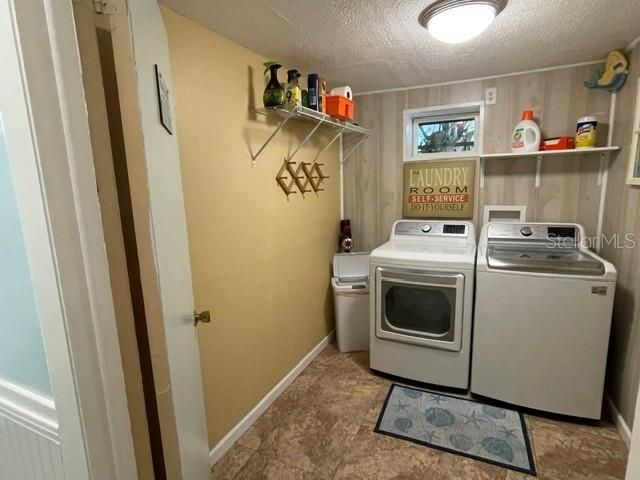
top-left (0, 0), bottom-right (136, 478)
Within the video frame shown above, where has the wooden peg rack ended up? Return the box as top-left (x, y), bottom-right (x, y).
top-left (276, 159), bottom-right (330, 197)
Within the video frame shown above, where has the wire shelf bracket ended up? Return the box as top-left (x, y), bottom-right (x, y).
top-left (250, 106), bottom-right (370, 167)
top-left (342, 135), bottom-right (369, 164)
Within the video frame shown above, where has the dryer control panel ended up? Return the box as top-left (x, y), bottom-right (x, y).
top-left (394, 221), bottom-right (469, 237)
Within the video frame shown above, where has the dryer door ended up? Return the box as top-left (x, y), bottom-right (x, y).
top-left (376, 267), bottom-right (464, 351)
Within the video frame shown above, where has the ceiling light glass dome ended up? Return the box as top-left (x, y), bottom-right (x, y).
top-left (419, 0), bottom-right (508, 44)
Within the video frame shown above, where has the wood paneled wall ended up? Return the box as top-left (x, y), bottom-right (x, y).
top-left (345, 64), bottom-right (612, 251)
top-left (602, 44), bottom-right (640, 428)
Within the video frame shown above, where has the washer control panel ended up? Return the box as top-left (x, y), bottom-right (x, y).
top-left (394, 221), bottom-right (468, 237)
top-left (487, 223), bottom-right (579, 242)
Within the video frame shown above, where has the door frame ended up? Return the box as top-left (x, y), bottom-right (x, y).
top-left (1, 0), bottom-right (138, 478)
top-left (626, 379), bottom-right (640, 479)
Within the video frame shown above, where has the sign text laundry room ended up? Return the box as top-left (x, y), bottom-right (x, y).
top-left (403, 159), bottom-right (476, 219)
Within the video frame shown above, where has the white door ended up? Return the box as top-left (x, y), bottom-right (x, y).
top-left (1, 0), bottom-right (210, 477)
top-left (0, 0), bottom-right (137, 478)
top-left (81, 0), bottom-right (211, 478)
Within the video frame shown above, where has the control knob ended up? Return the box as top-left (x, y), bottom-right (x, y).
top-left (520, 226), bottom-right (533, 237)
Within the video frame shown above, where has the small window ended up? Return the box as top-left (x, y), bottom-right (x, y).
top-left (404, 103), bottom-right (483, 162)
top-left (415, 116), bottom-right (476, 154)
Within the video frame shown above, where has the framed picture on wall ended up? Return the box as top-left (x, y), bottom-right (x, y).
top-left (627, 77), bottom-right (640, 185)
top-left (154, 64), bottom-right (173, 135)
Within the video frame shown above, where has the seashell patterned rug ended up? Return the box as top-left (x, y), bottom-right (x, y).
top-left (375, 384), bottom-right (537, 476)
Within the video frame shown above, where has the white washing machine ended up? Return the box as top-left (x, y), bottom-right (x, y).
top-left (370, 220), bottom-right (476, 389)
top-left (471, 222), bottom-right (617, 419)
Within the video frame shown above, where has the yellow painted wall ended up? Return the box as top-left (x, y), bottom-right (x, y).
top-left (161, 7), bottom-right (340, 446)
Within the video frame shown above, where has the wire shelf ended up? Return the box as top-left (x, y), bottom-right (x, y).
top-left (250, 105), bottom-right (371, 166)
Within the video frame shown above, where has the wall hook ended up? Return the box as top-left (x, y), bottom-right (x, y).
top-left (276, 159), bottom-right (297, 196)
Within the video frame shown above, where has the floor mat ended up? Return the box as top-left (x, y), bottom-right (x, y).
top-left (375, 383), bottom-right (537, 476)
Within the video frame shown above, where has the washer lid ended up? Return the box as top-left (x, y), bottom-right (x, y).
top-left (487, 245), bottom-right (605, 276)
top-left (333, 252), bottom-right (369, 281)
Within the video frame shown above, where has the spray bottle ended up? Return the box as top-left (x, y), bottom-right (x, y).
top-left (286, 69), bottom-right (302, 108)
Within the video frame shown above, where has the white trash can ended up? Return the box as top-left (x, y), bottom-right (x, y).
top-left (332, 252), bottom-right (370, 352)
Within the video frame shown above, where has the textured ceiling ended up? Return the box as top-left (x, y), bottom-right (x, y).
top-left (159, 0), bottom-right (640, 93)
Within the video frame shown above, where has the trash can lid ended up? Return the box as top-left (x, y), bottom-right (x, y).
top-left (331, 277), bottom-right (369, 293)
top-left (333, 252), bottom-right (369, 282)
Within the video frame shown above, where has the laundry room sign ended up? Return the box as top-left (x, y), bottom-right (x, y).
top-left (403, 160), bottom-right (476, 219)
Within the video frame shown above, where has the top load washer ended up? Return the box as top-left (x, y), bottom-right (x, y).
top-left (471, 222), bottom-right (617, 419)
top-left (370, 220), bottom-right (476, 389)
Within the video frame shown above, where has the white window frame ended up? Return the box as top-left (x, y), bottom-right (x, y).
top-left (403, 101), bottom-right (484, 162)
top-left (627, 78), bottom-right (640, 186)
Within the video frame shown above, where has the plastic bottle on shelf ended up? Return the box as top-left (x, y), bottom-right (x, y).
top-left (286, 69), bottom-right (302, 107)
top-left (511, 110), bottom-right (541, 153)
top-left (575, 116), bottom-right (598, 149)
top-left (308, 74), bottom-right (320, 111)
top-left (319, 78), bottom-right (327, 113)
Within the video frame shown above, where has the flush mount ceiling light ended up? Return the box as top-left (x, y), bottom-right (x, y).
top-left (419, 0), bottom-right (507, 44)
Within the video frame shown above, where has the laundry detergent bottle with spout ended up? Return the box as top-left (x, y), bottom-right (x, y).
top-left (511, 110), bottom-right (541, 153)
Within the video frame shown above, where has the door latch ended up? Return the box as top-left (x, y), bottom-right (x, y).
top-left (193, 310), bottom-right (211, 326)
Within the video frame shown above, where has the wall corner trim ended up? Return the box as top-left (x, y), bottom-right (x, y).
top-left (606, 394), bottom-right (631, 448)
top-left (0, 378), bottom-right (59, 442)
top-left (209, 330), bottom-right (336, 466)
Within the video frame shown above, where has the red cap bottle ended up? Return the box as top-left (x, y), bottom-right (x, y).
top-left (521, 110), bottom-right (534, 121)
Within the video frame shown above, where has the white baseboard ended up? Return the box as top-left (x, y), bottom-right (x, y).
top-left (209, 330), bottom-right (335, 466)
top-left (606, 394), bottom-right (631, 448)
top-left (0, 378), bottom-right (58, 442)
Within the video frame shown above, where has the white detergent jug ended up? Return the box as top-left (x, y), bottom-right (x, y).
top-left (511, 110), bottom-right (541, 153)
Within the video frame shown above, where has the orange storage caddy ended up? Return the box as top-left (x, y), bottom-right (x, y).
top-left (326, 95), bottom-right (355, 121)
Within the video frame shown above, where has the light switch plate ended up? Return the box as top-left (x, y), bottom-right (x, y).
top-left (485, 87), bottom-right (497, 105)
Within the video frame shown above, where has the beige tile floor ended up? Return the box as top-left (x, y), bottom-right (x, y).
top-left (212, 345), bottom-right (628, 479)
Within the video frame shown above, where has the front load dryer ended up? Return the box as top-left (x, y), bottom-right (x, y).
top-left (471, 222), bottom-right (617, 419)
top-left (370, 220), bottom-right (476, 389)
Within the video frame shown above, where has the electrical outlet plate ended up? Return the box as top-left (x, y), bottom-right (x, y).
top-left (485, 87), bottom-right (497, 105)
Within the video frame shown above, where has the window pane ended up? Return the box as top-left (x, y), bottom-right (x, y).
top-left (0, 111), bottom-right (52, 397)
top-left (416, 117), bottom-right (475, 154)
